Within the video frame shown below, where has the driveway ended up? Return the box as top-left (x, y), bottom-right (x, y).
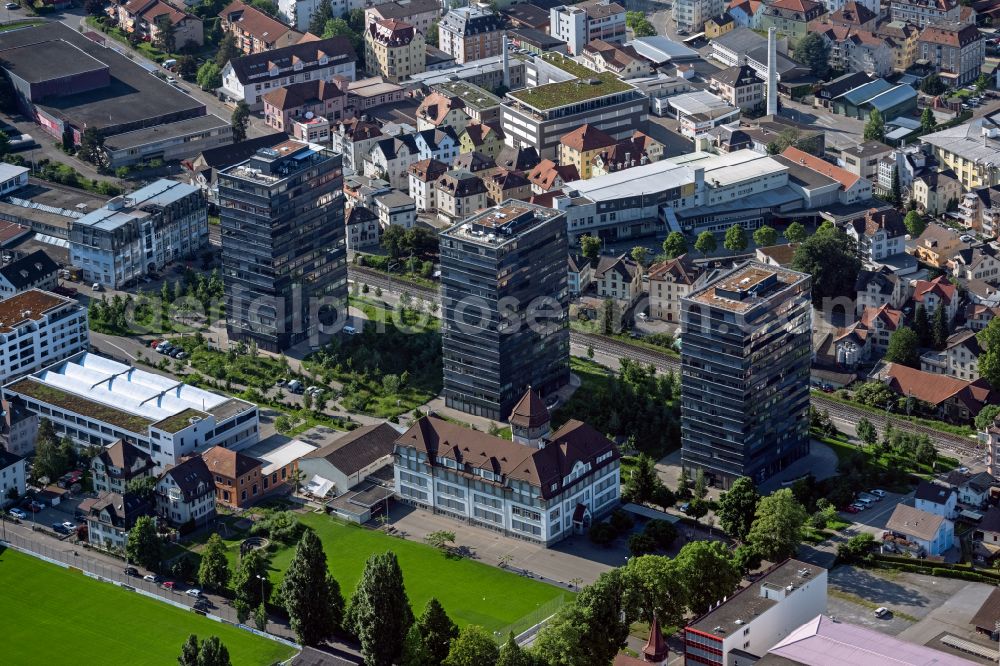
top-left (828, 565), bottom-right (968, 629)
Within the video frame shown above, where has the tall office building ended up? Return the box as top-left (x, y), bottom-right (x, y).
top-left (219, 139), bottom-right (347, 352)
top-left (680, 261), bottom-right (811, 488)
top-left (440, 201), bottom-right (569, 420)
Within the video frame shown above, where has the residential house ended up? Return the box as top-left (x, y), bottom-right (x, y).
top-left (495, 145), bottom-right (541, 175)
top-left (527, 159), bottom-right (580, 194)
top-left (921, 328), bottom-right (982, 381)
top-left (709, 64), bottom-right (765, 113)
top-left (416, 91), bottom-right (471, 134)
top-left (438, 6), bottom-right (505, 64)
top-left (705, 13), bottom-right (736, 38)
top-left (956, 186), bottom-right (1000, 238)
top-left (913, 274), bottom-right (959, 322)
top-left (220, 1), bottom-right (301, 55)
top-left (591, 133), bottom-right (663, 177)
top-left (647, 254), bottom-right (703, 323)
top-left (568, 254), bottom-right (595, 295)
top-left (200, 445), bottom-right (263, 509)
top-left (345, 205), bottom-right (381, 250)
top-left (914, 480), bottom-right (959, 519)
top-left (967, 303), bottom-right (1000, 332)
top-left (594, 254), bottom-right (641, 306)
top-left (364, 0), bottom-right (440, 37)
top-left (365, 19), bottom-right (425, 83)
top-left (332, 117), bottom-right (383, 173)
top-left (374, 191), bottom-right (417, 229)
top-left (844, 208), bottom-right (907, 263)
top-left (0, 250), bottom-right (58, 298)
top-left (344, 76), bottom-right (406, 116)
top-left (855, 267), bottom-right (908, 315)
top-left (263, 80), bottom-right (346, 133)
top-left (973, 507), bottom-right (1000, 563)
top-left (580, 40), bottom-right (652, 80)
top-left (299, 422), bottom-right (401, 495)
top-left (0, 397), bottom-right (35, 457)
top-left (835, 303), bottom-right (902, 367)
top-left (673, 0), bottom-right (726, 32)
top-left (220, 36), bottom-right (357, 109)
top-left (879, 362), bottom-right (995, 423)
top-left (755, 242), bottom-right (799, 267)
top-left (759, 0), bottom-right (826, 46)
top-left (435, 168), bottom-right (488, 222)
top-left (559, 124), bottom-right (617, 180)
top-left (343, 173), bottom-right (391, 209)
top-left (876, 144), bottom-right (927, 196)
top-left (430, 80), bottom-right (502, 125)
top-left (0, 290), bottom-right (89, 386)
top-left (551, 0), bottom-right (627, 55)
top-left (909, 223), bottom-right (965, 269)
top-left (484, 169), bottom-right (532, 205)
top-left (813, 24), bottom-right (894, 78)
top-left (408, 158), bottom-right (449, 211)
top-left (155, 455), bottom-right (216, 528)
top-left (827, 0), bottom-right (876, 29)
top-left (918, 22), bottom-right (985, 87)
top-left (91, 440), bottom-right (154, 495)
top-left (365, 133), bottom-right (420, 190)
top-left (459, 122), bottom-right (505, 158)
top-left (114, 0), bottom-right (204, 49)
top-left (0, 449), bottom-right (25, 506)
top-left (889, 0), bottom-right (962, 27)
top-left (841, 141), bottom-right (893, 182)
top-left (414, 127), bottom-right (460, 164)
top-left (945, 470), bottom-right (997, 509)
top-left (452, 151), bottom-right (496, 174)
top-left (986, 418), bottom-right (1000, 477)
top-left (727, 0), bottom-right (766, 28)
top-left (950, 246), bottom-right (1000, 283)
top-left (876, 20), bottom-right (920, 73)
top-left (86, 491), bottom-right (149, 550)
top-left (886, 503), bottom-right (954, 556)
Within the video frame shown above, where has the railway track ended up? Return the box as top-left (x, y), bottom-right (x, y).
top-left (348, 266), bottom-right (983, 459)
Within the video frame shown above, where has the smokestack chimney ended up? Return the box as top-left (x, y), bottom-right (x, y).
top-left (502, 33), bottom-right (510, 90)
top-left (766, 27), bottom-right (778, 117)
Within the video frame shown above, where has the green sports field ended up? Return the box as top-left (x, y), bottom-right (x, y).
top-left (0, 548), bottom-right (295, 666)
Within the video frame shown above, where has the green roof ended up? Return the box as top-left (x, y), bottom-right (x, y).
top-left (433, 80), bottom-right (501, 111)
top-left (7, 378), bottom-right (154, 433)
top-left (507, 72), bottom-right (633, 111)
top-left (539, 52), bottom-right (595, 79)
top-left (153, 407), bottom-right (209, 434)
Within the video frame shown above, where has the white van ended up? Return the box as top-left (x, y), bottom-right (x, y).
top-left (162, 59), bottom-right (177, 70)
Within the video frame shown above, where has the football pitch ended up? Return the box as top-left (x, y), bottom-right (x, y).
top-left (0, 547), bottom-right (295, 665)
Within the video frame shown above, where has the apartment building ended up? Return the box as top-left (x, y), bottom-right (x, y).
top-left (219, 140), bottom-right (347, 352)
top-left (855, 267), bottom-right (908, 315)
top-left (709, 64), bottom-right (765, 113)
top-left (365, 19), bottom-right (426, 83)
top-left (0, 290), bottom-right (88, 385)
top-left (263, 79), bottom-right (346, 133)
top-left (332, 117), bottom-right (384, 173)
top-left (277, 0), bottom-right (364, 32)
top-left (841, 141), bottom-right (893, 182)
top-left (220, 1), bottom-right (302, 54)
top-left (559, 124), bottom-right (617, 180)
top-left (220, 36), bottom-right (357, 109)
top-left (201, 445), bottom-right (264, 509)
top-left (0, 250), bottom-right (58, 298)
top-left (155, 455), bottom-right (216, 528)
top-left (2, 352), bottom-right (260, 471)
top-left (0, 448), bottom-right (25, 506)
top-left (407, 158), bottom-right (449, 211)
top-left (889, 0), bottom-right (962, 28)
top-left (394, 410), bottom-right (620, 546)
top-left (579, 39), bottom-right (652, 80)
top-left (836, 303), bottom-right (903, 367)
top-left (684, 559), bottom-right (828, 665)
top-left (921, 328), bottom-right (981, 381)
top-left (114, 0), bottom-right (204, 48)
top-left (759, 0), bottom-right (826, 45)
top-left (345, 205), bottom-right (381, 251)
top-left (680, 262), bottom-right (812, 488)
top-left (844, 208), bottom-right (907, 263)
top-left (918, 22), bottom-right (985, 87)
top-left (438, 6), bottom-right (504, 65)
top-left (364, 0), bottom-right (440, 37)
top-left (86, 491), bottom-right (149, 550)
top-left (551, 0), bottom-right (626, 55)
top-left (922, 113), bottom-right (1000, 191)
top-left (90, 439), bottom-right (154, 495)
top-left (647, 254), bottom-right (704, 323)
top-left (434, 168), bottom-right (488, 222)
top-left (672, 0), bottom-right (725, 32)
top-left (439, 202), bottom-right (569, 420)
top-left (69, 180), bottom-right (207, 289)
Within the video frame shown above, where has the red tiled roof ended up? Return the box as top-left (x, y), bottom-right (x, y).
top-left (509, 387), bottom-right (550, 429)
top-left (559, 123), bottom-right (616, 153)
top-left (883, 362), bottom-right (993, 412)
top-left (782, 146), bottom-right (861, 191)
top-left (220, 0), bottom-right (295, 42)
top-left (913, 275), bottom-right (957, 306)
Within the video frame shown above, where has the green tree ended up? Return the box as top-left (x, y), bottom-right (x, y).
top-left (920, 73), bottom-right (945, 95)
top-left (416, 598), bottom-right (460, 666)
top-left (178, 634), bottom-right (200, 666)
top-left (198, 534), bottom-right (230, 591)
top-left (856, 417), bottom-right (877, 448)
top-left (177, 55), bottom-right (198, 80)
top-left (978, 317), bottom-right (1000, 389)
top-left (196, 61), bottom-right (222, 91)
top-left (916, 439), bottom-right (936, 466)
top-left (424, 530), bottom-right (456, 551)
top-left (884, 326), bottom-right (920, 367)
top-left (196, 636), bottom-right (232, 666)
top-left (231, 101), bottom-right (250, 143)
top-left (932, 305), bottom-right (949, 349)
top-left (975, 404), bottom-right (1000, 430)
top-left (753, 225), bottom-right (778, 248)
top-left (631, 246), bottom-right (649, 266)
top-left (155, 15), bottom-right (177, 52)
top-left (323, 18), bottom-right (363, 56)
top-left (496, 633), bottom-right (531, 666)
top-left (427, 18), bottom-right (439, 47)
top-left (126, 515), bottom-right (162, 570)
top-left (662, 231), bottom-right (687, 259)
top-left (85, 0), bottom-right (106, 15)
top-left (214, 33), bottom-right (239, 68)
top-left (233, 547), bottom-right (272, 611)
top-left (278, 529), bottom-right (343, 645)
top-left (309, 0), bottom-right (333, 35)
top-left (674, 541), bottom-right (741, 615)
top-left (913, 304), bottom-right (931, 346)
top-left (723, 224), bottom-right (748, 254)
top-left (443, 625), bottom-right (499, 666)
top-left (79, 127), bottom-right (107, 167)
top-left (580, 234), bottom-right (601, 260)
top-left (904, 210), bottom-right (925, 237)
top-left (716, 476), bottom-right (759, 542)
top-left (837, 532), bottom-right (874, 564)
top-left (920, 107), bottom-right (936, 133)
top-left (623, 453), bottom-right (661, 505)
top-left (125, 475), bottom-right (157, 500)
top-left (791, 228), bottom-right (860, 306)
top-left (746, 488), bottom-right (808, 562)
top-left (784, 221), bottom-right (808, 243)
top-left (766, 141), bottom-right (781, 155)
top-left (31, 418), bottom-right (67, 482)
top-left (976, 72), bottom-right (990, 94)
top-left (625, 10), bottom-right (656, 37)
top-left (889, 168), bottom-right (902, 206)
top-left (601, 298), bottom-right (617, 335)
top-left (863, 108), bottom-right (886, 142)
top-left (624, 555), bottom-right (686, 626)
top-left (347, 552), bottom-right (414, 666)
top-left (694, 231), bottom-right (716, 256)
top-left (794, 32), bottom-right (830, 79)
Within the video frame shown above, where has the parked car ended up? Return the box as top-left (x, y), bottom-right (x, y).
top-left (850, 502), bottom-right (867, 511)
top-left (163, 581), bottom-right (176, 590)
top-left (23, 500), bottom-right (43, 512)
top-left (874, 607), bottom-right (890, 618)
top-left (169, 348), bottom-right (184, 358)
top-left (175, 352), bottom-right (187, 360)
top-left (841, 505), bottom-right (859, 514)
top-left (149, 339), bottom-right (161, 349)
top-left (870, 489), bottom-right (887, 498)
top-left (51, 522), bottom-right (68, 533)
top-left (185, 588), bottom-right (203, 598)
top-left (124, 566), bottom-right (139, 577)
top-left (679, 502), bottom-right (691, 514)
top-left (9, 507), bottom-right (27, 519)
top-left (193, 598), bottom-right (210, 611)
top-left (143, 574), bottom-right (160, 583)
top-left (4, 3), bottom-right (19, 9)
top-left (343, 325), bottom-right (358, 335)
top-left (636, 312), bottom-right (647, 321)
top-left (286, 380), bottom-right (304, 394)
top-left (61, 521), bottom-right (76, 531)
top-left (858, 492), bottom-right (878, 503)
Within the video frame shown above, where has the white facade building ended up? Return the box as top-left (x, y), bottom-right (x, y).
top-left (0, 289), bottom-right (89, 385)
top-left (69, 180), bottom-right (208, 289)
top-left (394, 413), bottom-right (620, 546)
top-left (0, 449), bottom-right (26, 506)
top-left (278, 0), bottom-right (365, 32)
top-left (0, 163), bottom-right (28, 196)
top-left (673, 0), bottom-right (725, 32)
top-left (914, 480), bottom-right (959, 520)
top-left (155, 455), bottom-right (216, 527)
top-left (3, 352), bottom-right (259, 472)
top-left (684, 559), bottom-right (828, 665)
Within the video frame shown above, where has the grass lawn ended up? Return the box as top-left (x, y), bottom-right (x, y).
top-left (188, 513), bottom-right (570, 632)
top-left (0, 548), bottom-right (294, 666)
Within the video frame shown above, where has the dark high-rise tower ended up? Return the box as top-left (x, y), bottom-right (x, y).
top-left (439, 201), bottom-right (569, 420)
top-left (219, 140), bottom-right (347, 352)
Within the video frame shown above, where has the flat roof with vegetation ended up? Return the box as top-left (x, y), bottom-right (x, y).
top-left (539, 52), bottom-right (595, 79)
top-left (507, 72), bottom-right (633, 111)
top-left (153, 408), bottom-right (210, 434)
top-left (7, 378), bottom-right (154, 433)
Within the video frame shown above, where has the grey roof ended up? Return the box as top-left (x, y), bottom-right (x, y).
top-left (842, 140), bottom-right (893, 159)
top-left (504, 3), bottom-right (550, 27)
top-left (160, 456), bottom-right (214, 502)
top-left (508, 27), bottom-right (565, 49)
top-left (886, 503), bottom-right (946, 542)
top-left (854, 267), bottom-right (897, 295)
top-left (773, 156), bottom-right (838, 189)
top-left (375, 190), bottom-right (416, 209)
top-left (0, 38), bottom-right (107, 84)
top-left (289, 646), bottom-right (360, 666)
top-left (746, 45), bottom-right (809, 79)
top-left (627, 35), bottom-right (699, 63)
top-left (864, 85), bottom-right (917, 112)
top-left (914, 479), bottom-right (955, 504)
top-left (0, 249), bottom-right (58, 289)
top-left (0, 447), bottom-right (23, 470)
top-left (838, 78), bottom-right (894, 105)
top-left (227, 36), bottom-right (356, 85)
top-left (713, 27), bottom-right (767, 55)
top-left (711, 64), bottom-right (761, 88)
top-left (190, 132), bottom-right (288, 170)
top-left (303, 422), bottom-right (401, 476)
top-left (979, 505), bottom-right (1000, 534)
top-left (820, 71), bottom-right (875, 98)
top-left (74, 180), bottom-right (199, 233)
top-left (923, 112), bottom-right (1000, 167)
top-left (368, 0), bottom-right (439, 20)
top-left (104, 115), bottom-right (231, 152)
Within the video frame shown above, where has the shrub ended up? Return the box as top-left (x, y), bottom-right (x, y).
top-left (643, 519), bottom-right (678, 550)
top-left (627, 532), bottom-right (658, 557)
top-left (609, 508), bottom-right (634, 534)
top-left (588, 521), bottom-right (617, 546)
top-left (250, 510), bottom-right (304, 544)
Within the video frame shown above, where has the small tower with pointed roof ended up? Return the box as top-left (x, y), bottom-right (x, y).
top-left (508, 386), bottom-right (550, 448)
top-left (643, 615), bottom-right (668, 665)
